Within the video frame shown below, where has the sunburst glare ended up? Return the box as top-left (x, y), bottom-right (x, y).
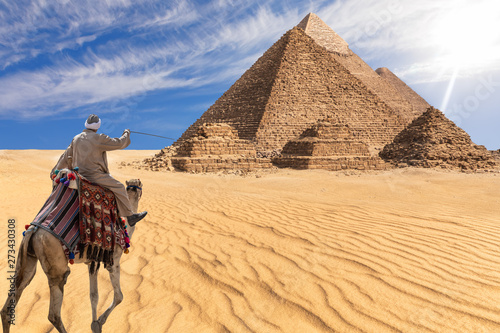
top-left (433, 1), bottom-right (500, 70)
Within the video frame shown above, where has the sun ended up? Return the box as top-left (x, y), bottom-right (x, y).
top-left (433, 1), bottom-right (500, 70)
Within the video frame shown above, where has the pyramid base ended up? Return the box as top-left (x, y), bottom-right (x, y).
top-left (272, 156), bottom-right (388, 171)
top-left (394, 158), bottom-right (498, 171)
top-left (171, 156), bottom-right (273, 173)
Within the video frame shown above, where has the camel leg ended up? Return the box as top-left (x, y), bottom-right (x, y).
top-left (34, 230), bottom-right (70, 333)
top-left (89, 267), bottom-right (102, 333)
top-left (47, 272), bottom-right (69, 333)
top-left (97, 252), bottom-right (124, 328)
top-left (1, 254), bottom-right (37, 333)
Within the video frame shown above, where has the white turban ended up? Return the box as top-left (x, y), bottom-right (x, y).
top-left (85, 116), bottom-right (101, 130)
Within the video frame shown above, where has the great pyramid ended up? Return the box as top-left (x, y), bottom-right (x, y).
top-left (297, 13), bottom-right (430, 123)
top-left (380, 107), bottom-right (497, 170)
top-left (176, 17), bottom-right (409, 154)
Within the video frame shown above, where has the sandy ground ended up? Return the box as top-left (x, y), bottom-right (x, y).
top-left (0, 149), bottom-right (499, 333)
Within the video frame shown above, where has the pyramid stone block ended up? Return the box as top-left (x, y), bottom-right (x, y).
top-left (171, 123), bottom-right (272, 172)
top-left (273, 119), bottom-right (388, 171)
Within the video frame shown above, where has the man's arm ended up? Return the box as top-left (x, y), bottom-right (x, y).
top-left (96, 129), bottom-right (131, 151)
top-left (50, 142), bottom-right (73, 177)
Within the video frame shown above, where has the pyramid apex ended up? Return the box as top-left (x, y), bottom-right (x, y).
top-left (297, 13), bottom-right (315, 29)
top-left (296, 12), bottom-right (350, 55)
top-left (375, 67), bottom-right (391, 75)
top-left (420, 106), bottom-right (449, 120)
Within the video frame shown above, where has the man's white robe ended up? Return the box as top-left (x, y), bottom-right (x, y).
top-left (52, 129), bottom-right (134, 217)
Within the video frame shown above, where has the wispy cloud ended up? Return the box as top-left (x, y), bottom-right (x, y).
top-left (0, 0), bottom-right (196, 69)
top-left (0, 1), bottom-right (298, 119)
top-left (1, 0), bottom-right (499, 121)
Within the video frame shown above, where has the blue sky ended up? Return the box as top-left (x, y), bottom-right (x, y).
top-left (1, 0), bottom-right (499, 150)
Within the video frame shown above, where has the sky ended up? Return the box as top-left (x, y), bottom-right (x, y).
top-left (0, 0), bottom-right (499, 150)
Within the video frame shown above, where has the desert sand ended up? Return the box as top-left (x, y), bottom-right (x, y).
top-left (0, 149), bottom-right (499, 332)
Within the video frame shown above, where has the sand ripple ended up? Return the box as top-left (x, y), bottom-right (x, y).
top-left (1, 150), bottom-right (499, 332)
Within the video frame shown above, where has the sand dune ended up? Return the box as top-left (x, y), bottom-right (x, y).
top-left (1, 150), bottom-right (499, 332)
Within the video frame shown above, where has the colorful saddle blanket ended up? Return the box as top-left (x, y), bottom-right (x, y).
top-left (31, 170), bottom-right (125, 268)
top-left (79, 174), bottom-right (124, 266)
top-left (31, 181), bottom-right (80, 254)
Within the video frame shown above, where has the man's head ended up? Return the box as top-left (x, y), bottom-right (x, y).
top-left (85, 114), bottom-right (101, 131)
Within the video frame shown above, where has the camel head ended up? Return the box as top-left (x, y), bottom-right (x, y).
top-left (125, 179), bottom-right (143, 214)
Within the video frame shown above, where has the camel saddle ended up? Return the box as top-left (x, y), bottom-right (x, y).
top-left (30, 169), bottom-right (126, 270)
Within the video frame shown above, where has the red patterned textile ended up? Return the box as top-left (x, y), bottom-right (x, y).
top-left (79, 177), bottom-right (117, 249)
top-left (78, 175), bottom-right (125, 270)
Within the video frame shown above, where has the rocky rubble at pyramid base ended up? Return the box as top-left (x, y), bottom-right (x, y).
top-left (171, 157), bottom-right (272, 173)
top-left (256, 149), bottom-right (282, 159)
top-left (273, 156), bottom-right (388, 171)
top-left (491, 150), bottom-right (500, 161)
top-left (145, 146), bottom-right (178, 170)
top-left (384, 145), bottom-right (498, 171)
top-left (121, 146), bottom-right (177, 171)
top-left (140, 110), bottom-right (497, 173)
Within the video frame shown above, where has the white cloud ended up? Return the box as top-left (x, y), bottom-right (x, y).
top-left (2, 0), bottom-right (499, 120)
top-left (0, 0), bottom-right (197, 69)
top-left (135, 0), bottom-right (199, 29)
top-left (0, 1), bottom-right (299, 118)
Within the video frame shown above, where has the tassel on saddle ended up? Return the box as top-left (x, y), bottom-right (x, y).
top-left (104, 250), bottom-right (114, 268)
top-left (79, 243), bottom-right (85, 259)
top-left (84, 245), bottom-right (114, 274)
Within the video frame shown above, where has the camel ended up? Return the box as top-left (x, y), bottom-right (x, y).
top-left (1, 177), bottom-right (144, 333)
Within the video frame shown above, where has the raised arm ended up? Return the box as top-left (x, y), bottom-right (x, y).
top-left (96, 129), bottom-right (131, 151)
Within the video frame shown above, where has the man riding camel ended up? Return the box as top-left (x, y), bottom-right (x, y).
top-left (51, 114), bottom-right (147, 226)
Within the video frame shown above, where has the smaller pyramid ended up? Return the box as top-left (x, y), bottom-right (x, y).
top-left (380, 107), bottom-right (497, 170)
top-left (171, 123), bottom-right (272, 172)
top-left (273, 118), bottom-right (387, 171)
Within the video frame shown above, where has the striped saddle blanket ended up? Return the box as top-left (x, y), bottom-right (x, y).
top-left (31, 171), bottom-right (125, 269)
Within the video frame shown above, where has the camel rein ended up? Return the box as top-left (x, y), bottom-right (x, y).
top-left (130, 131), bottom-right (176, 141)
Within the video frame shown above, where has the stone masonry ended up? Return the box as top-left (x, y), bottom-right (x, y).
top-left (375, 67), bottom-right (431, 120)
top-left (298, 13), bottom-right (429, 123)
top-left (171, 123), bottom-right (272, 172)
top-left (146, 13), bottom-right (492, 173)
top-left (296, 13), bottom-right (351, 56)
top-left (273, 118), bottom-right (388, 171)
top-left (176, 24), bottom-right (406, 154)
top-left (380, 107), bottom-right (497, 170)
